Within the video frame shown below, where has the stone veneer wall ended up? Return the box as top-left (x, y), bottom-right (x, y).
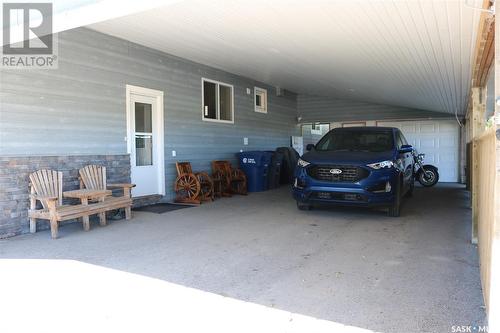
top-left (132, 195), bottom-right (163, 208)
top-left (0, 154), bottom-right (131, 238)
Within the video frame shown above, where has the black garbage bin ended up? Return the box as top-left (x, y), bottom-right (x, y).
top-left (267, 151), bottom-right (283, 189)
top-left (237, 151), bottom-right (273, 192)
top-left (276, 147), bottom-right (300, 184)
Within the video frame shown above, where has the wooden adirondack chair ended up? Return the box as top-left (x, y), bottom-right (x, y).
top-left (174, 162), bottom-right (214, 204)
top-left (79, 165), bottom-right (135, 222)
top-left (211, 161), bottom-right (247, 195)
top-left (28, 170), bottom-right (63, 238)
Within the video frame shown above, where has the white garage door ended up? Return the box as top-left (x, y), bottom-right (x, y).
top-left (377, 119), bottom-right (460, 182)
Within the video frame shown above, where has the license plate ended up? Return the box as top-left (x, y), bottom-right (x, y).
top-left (316, 192), bottom-right (331, 199)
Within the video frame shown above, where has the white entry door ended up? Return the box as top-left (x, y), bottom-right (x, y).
top-left (126, 85), bottom-right (165, 197)
top-left (377, 119), bottom-right (459, 182)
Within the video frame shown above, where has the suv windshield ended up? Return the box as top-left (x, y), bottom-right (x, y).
top-left (315, 129), bottom-right (394, 153)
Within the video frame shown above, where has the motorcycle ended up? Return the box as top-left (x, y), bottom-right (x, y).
top-left (413, 149), bottom-right (439, 187)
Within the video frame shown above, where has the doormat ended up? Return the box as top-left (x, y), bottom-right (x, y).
top-left (133, 203), bottom-right (194, 214)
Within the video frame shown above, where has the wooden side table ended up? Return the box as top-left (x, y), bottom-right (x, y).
top-left (63, 189), bottom-right (111, 230)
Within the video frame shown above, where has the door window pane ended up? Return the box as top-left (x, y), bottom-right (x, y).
top-left (219, 84), bottom-right (232, 121)
top-left (203, 81), bottom-right (217, 119)
top-left (135, 135), bottom-right (153, 166)
top-left (135, 102), bottom-right (152, 133)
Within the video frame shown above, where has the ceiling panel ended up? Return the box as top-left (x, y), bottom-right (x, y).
top-left (89, 0), bottom-right (483, 115)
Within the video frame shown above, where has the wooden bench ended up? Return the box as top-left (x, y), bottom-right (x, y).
top-left (29, 168), bottom-right (135, 239)
top-left (28, 170), bottom-right (108, 239)
top-left (29, 195), bottom-right (131, 238)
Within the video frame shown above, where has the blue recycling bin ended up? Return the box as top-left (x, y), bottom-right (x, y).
top-left (237, 151), bottom-right (273, 192)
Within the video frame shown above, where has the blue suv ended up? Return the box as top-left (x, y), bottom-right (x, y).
top-left (292, 127), bottom-right (414, 217)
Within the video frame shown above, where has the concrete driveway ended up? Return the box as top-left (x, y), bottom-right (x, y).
top-left (0, 184), bottom-right (485, 333)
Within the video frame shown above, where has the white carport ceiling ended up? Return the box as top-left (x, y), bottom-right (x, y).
top-left (89, 0), bottom-right (483, 115)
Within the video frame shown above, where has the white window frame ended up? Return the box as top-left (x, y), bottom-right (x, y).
top-left (201, 77), bottom-right (235, 124)
top-left (254, 87), bottom-right (268, 113)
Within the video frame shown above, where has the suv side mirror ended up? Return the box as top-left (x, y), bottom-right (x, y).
top-left (399, 144), bottom-right (413, 153)
top-left (306, 144), bottom-right (315, 151)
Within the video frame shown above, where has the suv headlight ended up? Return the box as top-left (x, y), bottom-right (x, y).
top-left (297, 158), bottom-right (311, 168)
top-left (367, 160), bottom-right (394, 170)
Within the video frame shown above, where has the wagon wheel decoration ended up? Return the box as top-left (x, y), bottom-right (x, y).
top-left (211, 170), bottom-right (224, 197)
top-left (174, 173), bottom-right (201, 203)
top-left (231, 169), bottom-right (247, 195)
top-left (196, 172), bottom-right (214, 201)
top-left (213, 169), bottom-right (231, 196)
top-left (222, 171), bottom-right (232, 188)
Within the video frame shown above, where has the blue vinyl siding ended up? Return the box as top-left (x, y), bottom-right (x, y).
top-left (0, 28), bottom-right (298, 201)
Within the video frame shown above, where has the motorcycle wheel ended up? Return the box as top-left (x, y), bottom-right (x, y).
top-left (418, 167), bottom-right (439, 187)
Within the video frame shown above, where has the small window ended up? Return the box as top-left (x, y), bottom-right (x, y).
top-left (311, 123), bottom-right (320, 135)
top-left (310, 123), bottom-right (329, 135)
top-left (254, 87), bottom-right (267, 113)
top-left (202, 78), bottom-right (234, 123)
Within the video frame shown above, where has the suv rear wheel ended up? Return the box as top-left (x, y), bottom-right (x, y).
top-left (387, 180), bottom-right (401, 217)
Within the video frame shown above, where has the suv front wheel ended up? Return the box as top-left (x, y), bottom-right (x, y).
top-left (387, 180), bottom-right (401, 217)
top-left (297, 201), bottom-right (312, 211)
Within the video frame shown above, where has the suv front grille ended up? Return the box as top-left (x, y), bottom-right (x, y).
top-left (307, 165), bottom-right (369, 183)
top-left (313, 192), bottom-right (367, 202)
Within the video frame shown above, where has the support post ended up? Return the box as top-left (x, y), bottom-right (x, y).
top-left (471, 87), bottom-right (485, 244)
top-left (488, 5), bottom-right (500, 332)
